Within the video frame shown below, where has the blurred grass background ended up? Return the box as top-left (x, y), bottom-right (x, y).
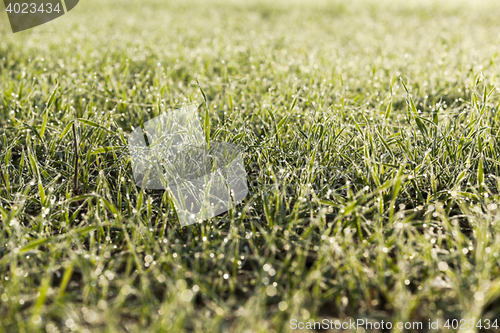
top-left (2, 0), bottom-right (500, 332)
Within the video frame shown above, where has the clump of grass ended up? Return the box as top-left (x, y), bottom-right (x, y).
top-left (2, 0), bottom-right (500, 332)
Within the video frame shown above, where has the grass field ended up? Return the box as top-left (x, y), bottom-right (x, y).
top-left (2, 0), bottom-right (500, 332)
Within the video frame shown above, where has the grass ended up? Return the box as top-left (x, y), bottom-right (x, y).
top-left (2, 0), bottom-right (500, 332)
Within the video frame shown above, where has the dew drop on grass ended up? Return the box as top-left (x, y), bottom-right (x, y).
top-left (266, 285), bottom-right (277, 297)
top-left (278, 301), bottom-right (287, 311)
top-left (438, 262), bottom-right (448, 271)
